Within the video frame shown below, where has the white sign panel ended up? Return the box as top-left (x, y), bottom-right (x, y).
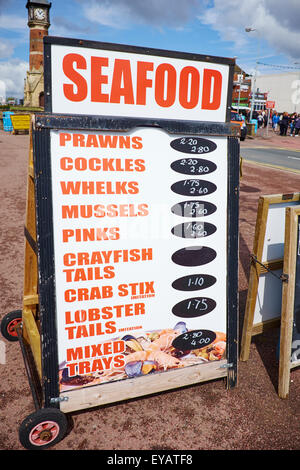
top-left (49, 126), bottom-right (228, 391)
top-left (254, 200), bottom-right (300, 325)
top-left (49, 44), bottom-right (230, 122)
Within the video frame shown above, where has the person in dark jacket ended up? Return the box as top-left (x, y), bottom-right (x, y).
top-left (279, 112), bottom-right (289, 135)
top-left (294, 114), bottom-right (300, 136)
top-left (289, 113), bottom-right (297, 136)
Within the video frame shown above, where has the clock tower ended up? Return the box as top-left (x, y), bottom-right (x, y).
top-left (24, 0), bottom-right (51, 107)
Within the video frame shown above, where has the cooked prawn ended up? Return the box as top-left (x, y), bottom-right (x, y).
top-left (147, 350), bottom-right (182, 370)
top-left (146, 330), bottom-right (179, 352)
top-left (124, 350), bottom-right (147, 363)
top-left (212, 341), bottom-right (226, 359)
top-left (98, 368), bottom-right (125, 378)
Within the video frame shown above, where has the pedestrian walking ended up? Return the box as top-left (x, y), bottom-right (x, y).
top-left (289, 113), bottom-right (297, 136)
top-left (257, 112), bottom-right (264, 128)
top-left (272, 112), bottom-right (279, 132)
top-left (294, 114), bottom-right (300, 136)
top-left (279, 112), bottom-right (289, 136)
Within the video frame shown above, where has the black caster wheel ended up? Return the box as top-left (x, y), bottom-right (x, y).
top-left (0, 310), bottom-right (22, 342)
top-left (19, 408), bottom-right (68, 450)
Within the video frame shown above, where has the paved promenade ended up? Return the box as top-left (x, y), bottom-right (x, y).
top-left (0, 129), bottom-right (299, 451)
top-left (241, 126), bottom-right (300, 151)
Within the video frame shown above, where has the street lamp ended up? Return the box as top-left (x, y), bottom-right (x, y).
top-left (245, 27), bottom-right (260, 121)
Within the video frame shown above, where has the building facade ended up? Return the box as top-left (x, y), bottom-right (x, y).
top-left (24, 0), bottom-right (51, 108)
top-left (255, 72), bottom-right (300, 114)
top-left (232, 67), bottom-right (252, 112)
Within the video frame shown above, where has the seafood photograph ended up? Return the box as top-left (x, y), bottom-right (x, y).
top-left (59, 322), bottom-right (226, 392)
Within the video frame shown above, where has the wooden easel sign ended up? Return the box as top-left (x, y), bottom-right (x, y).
top-left (30, 37), bottom-right (240, 413)
top-left (0, 37), bottom-right (240, 449)
top-left (279, 205), bottom-right (300, 398)
top-left (240, 193), bottom-right (300, 362)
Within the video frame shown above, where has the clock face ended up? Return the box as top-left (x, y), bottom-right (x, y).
top-left (34, 8), bottom-right (46, 20)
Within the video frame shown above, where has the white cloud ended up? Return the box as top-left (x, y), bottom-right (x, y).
top-left (81, 2), bottom-right (129, 29)
top-left (0, 59), bottom-right (27, 98)
top-left (0, 38), bottom-right (14, 58)
top-left (77, 0), bottom-right (200, 30)
top-left (51, 16), bottom-right (98, 37)
top-left (0, 14), bottom-right (26, 32)
top-left (199, 0), bottom-right (300, 61)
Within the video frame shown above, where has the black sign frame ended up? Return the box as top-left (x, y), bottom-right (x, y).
top-left (32, 114), bottom-right (239, 409)
top-left (34, 34), bottom-right (239, 410)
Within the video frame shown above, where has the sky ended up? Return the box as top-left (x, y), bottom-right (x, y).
top-left (0, 0), bottom-right (300, 99)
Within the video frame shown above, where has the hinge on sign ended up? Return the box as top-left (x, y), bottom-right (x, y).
top-left (220, 362), bottom-right (233, 369)
top-left (50, 396), bottom-right (69, 404)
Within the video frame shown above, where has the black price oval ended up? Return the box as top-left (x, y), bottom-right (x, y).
top-left (171, 137), bottom-right (217, 155)
top-left (171, 158), bottom-right (217, 176)
top-left (172, 274), bottom-right (216, 291)
top-left (172, 297), bottom-right (216, 318)
top-left (171, 201), bottom-right (217, 218)
top-left (171, 246), bottom-right (217, 267)
top-left (172, 329), bottom-right (216, 351)
top-left (171, 221), bottom-right (216, 239)
top-left (171, 179), bottom-right (217, 197)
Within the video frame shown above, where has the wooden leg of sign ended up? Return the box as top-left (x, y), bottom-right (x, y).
top-left (278, 207), bottom-right (295, 399)
top-left (240, 263), bottom-right (259, 361)
top-left (22, 120), bottom-right (41, 378)
top-left (278, 315), bottom-right (293, 398)
top-left (240, 196), bottom-right (268, 361)
top-left (22, 308), bottom-right (41, 378)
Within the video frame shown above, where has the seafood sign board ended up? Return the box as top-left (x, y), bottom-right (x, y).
top-left (44, 36), bottom-right (231, 121)
top-left (49, 127), bottom-right (229, 391)
top-left (33, 38), bottom-right (238, 408)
